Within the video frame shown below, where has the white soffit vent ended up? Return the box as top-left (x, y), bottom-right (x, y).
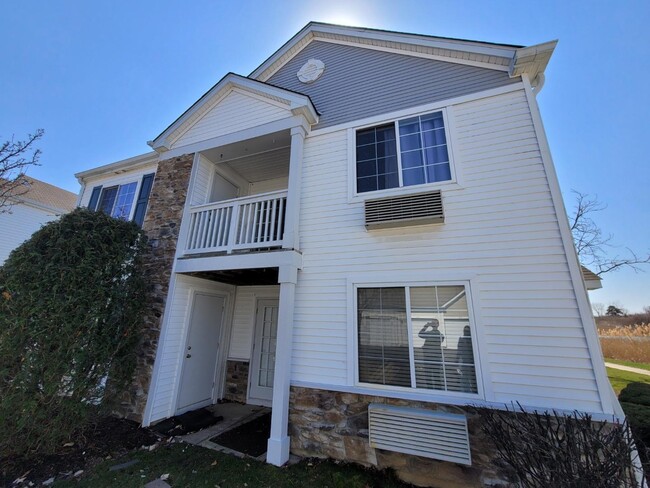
top-left (365, 191), bottom-right (444, 230)
top-left (368, 404), bottom-right (471, 465)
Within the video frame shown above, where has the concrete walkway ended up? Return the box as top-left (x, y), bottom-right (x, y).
top-left (605, 362), bottom-right (650, 376)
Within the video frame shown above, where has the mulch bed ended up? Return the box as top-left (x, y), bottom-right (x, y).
top-left (210, 412), bottom-right (271, 457)
top-left (0, 416), bottom-right (160, 486)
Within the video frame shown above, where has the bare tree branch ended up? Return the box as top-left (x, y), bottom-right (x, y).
top-left (570, 190), bottom-right (650, 276)
top-left (0, 129), bottom-right (44, 213)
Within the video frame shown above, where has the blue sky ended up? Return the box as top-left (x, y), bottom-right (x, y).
top-left (1, 0), bottom-right (648, 312)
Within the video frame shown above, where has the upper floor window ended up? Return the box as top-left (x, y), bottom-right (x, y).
top-left (356, 110), bottom-right (452, 194)
top-left (357, 284), bottom-right (478, 395)
top-left (97, 182), bottom-right (138, 220)
top-left (87, 172), bottom-right (155, 227)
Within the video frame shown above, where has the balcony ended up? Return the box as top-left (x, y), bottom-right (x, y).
top-left (184, 190), bottom-right (287, 255)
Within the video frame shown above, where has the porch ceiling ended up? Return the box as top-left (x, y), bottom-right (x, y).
top-left (202, 130), bottom-right (290, 183)
top-left (186, 267), bottom-right (279, 286)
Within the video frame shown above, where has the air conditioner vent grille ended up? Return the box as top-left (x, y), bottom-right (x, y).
top-left (368, 404), bottom-right (471, 465)
top-left (365, 191), bottom-right (444, 229)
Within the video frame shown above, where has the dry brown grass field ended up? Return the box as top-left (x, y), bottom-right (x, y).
top-left (599, 320), bottom-right (650, 363)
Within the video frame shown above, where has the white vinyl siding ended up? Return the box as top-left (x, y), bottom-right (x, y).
top-left (171, 90), bottom-right (290, 149)
top-left (0, 202), bottom-right (63, 264)
top-left (228, 285), bottom-right (280, 360)
top-left (148, 275), bottom-right (233, 423)
top-left (293, 88), bottom-right (603, 413)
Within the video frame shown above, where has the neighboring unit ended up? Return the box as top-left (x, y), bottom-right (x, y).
top-left (75, 23), bottom-right (620, 487)
top-left (0, 176), bottom-right (77, 263)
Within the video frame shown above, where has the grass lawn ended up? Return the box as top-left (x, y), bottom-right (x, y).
top-left (606, 367), bottom-right (650, 395)
top-left (605, 358), bottom-right (650, 371)
top-left (54, 443), bottom-right (408, 488)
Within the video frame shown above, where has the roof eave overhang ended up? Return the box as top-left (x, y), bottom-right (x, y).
top-left (74, 151), bottom-right (159, 183)
top-left (250, 22), bottom-right (523, 81)
top-left (149, 73), bottom-right (318, 153)
top-left (510, 40), bottom-right (558, 88)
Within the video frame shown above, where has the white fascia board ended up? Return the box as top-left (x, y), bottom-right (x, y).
top-left (250, 22), bottom-right (521, 80)
top-left (149, 74), bottom-right (317, 152)
top-left (75, 151), bottom-right (159, 183)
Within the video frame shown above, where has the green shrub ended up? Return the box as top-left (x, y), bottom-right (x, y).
top-left (621, 383), bottom-right (650, 407)
top-left (0, 208), bottom-right (147, 458)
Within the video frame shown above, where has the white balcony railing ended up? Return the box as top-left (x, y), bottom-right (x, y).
top-left (184, 190), bottom-right (287, 254)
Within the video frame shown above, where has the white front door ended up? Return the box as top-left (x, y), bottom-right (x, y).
top-left (177, 293), bottom-right (225, 413)
top-left (248, 299), bottom-right (279, 406)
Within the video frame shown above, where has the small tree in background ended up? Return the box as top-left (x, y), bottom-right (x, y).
top-left (607, 305), bottom-right (626, 317)
top-left (569, 191), bottom-right (650, 276)
top-left (0, 129), bottom-right (44, 212)
top-left (474, 405), bottom-right (645, 487)
top-left (0, 208), bottom-right (147, 458)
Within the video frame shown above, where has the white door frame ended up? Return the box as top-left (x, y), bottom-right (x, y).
top-left (247, 297), bottom-right (280, 407)
top-left (175, 289), bottom-right (229, 415)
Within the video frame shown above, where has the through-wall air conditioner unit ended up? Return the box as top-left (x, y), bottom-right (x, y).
top-left (364, 190), bottom-right (444, 230)
top-left (368, 404), bottom-right (471, 465)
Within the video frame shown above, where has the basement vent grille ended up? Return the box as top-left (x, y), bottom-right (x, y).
top-left (364, 190), bottom-right (444, 229)
top-left (368, 404), bottom-right (471, 465)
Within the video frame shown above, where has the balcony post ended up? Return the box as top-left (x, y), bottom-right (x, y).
top-left (266, 264), bottom-right (298, 466)
top-left (282, 126), bottom-right (306, 251)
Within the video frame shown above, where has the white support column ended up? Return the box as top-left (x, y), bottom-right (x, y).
top-left (282, 126), bottom-right (306, 251)
top-left (266, 264), bottom-right (298, 466)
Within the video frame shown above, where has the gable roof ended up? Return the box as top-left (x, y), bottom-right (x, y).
top-left (149, 73), bottom-right (318, 152)
top-left (6, 176), bottom-right (77, 213)
top-left (249, 22), bottom-right (556, 88)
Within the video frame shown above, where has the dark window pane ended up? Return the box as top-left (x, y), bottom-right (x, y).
top-left (414, 362), bottom-right (445, 390)
top-left (357, 160), bottom-right (377, 178)
top-left (424, 145), bottom-right (449, 165)
top-left (398, 117), bottom-right (420, 135)
top-left (358, 287), bottom-right (409, 387)
top-left (356, 143), bottom-right (376, 162)
top-left (357, 176), bottom-right (377, 193)
top-left (400, 133), bottom-right (421, 152)
top-left (378, 172), bottom-right (399, 190)
top-left (426, 163), bottom-right (451, 183)
top-left (356, 128), bottom-right (375, 146)
top-left (375, 124), bottom-right (396, 142)
top-left (98, 187), bottom-right (118, 214)
top-left (376, 140), bottom-right (397, 158)
top-left (402, 167), bottom-right (426, 186)
top-left (401, 150), bottom-right (423, 169)
top-left (377, 156), bottom-right (398, 175)
top-left (422, 128), bottom-right (447, 148)
top-left (420, 112), bottom-right (444, 131)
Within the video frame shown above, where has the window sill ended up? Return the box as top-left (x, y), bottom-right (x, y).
top-left (349, 180), bottom-right (463, 204)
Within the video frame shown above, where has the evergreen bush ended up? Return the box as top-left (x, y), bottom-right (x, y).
top-left (0, 208), bottom-right (147, 458)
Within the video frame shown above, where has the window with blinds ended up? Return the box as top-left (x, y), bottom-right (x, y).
top-left (357, 285), bottom-right (478, 394)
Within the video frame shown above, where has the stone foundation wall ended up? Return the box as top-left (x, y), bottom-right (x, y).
top-left (289, 387), bottom-right (512, 488)
top-left (224, 360), bottom-right (250, 403)
top-left (118, 153), bottom-right (194, 421)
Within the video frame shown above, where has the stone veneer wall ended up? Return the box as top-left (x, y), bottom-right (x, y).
top-left (289, 387), bottom-right (512, 488)
top-left (118, 153), bottom-right (194, 421)
top-left (224, 360), bottom-right (250, 403)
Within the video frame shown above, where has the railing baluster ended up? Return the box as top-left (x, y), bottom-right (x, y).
top-left (269, 198), bottom-right (278, 242)
top-left (209, 209), bottom-right (219, 248)
top-left (251, 201), bottom-right (260, 244)
top-left (239, 203), bottom-right (249, 245)
top-left (277, 197), bottom-right (285, 245)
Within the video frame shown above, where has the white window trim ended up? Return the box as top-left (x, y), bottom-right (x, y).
top-left (98, 179), bottom-right (143, 221)
top-left (349, 278), bottom-right (486, 401)
top-left (347, 106), bottom-right (462, 203)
